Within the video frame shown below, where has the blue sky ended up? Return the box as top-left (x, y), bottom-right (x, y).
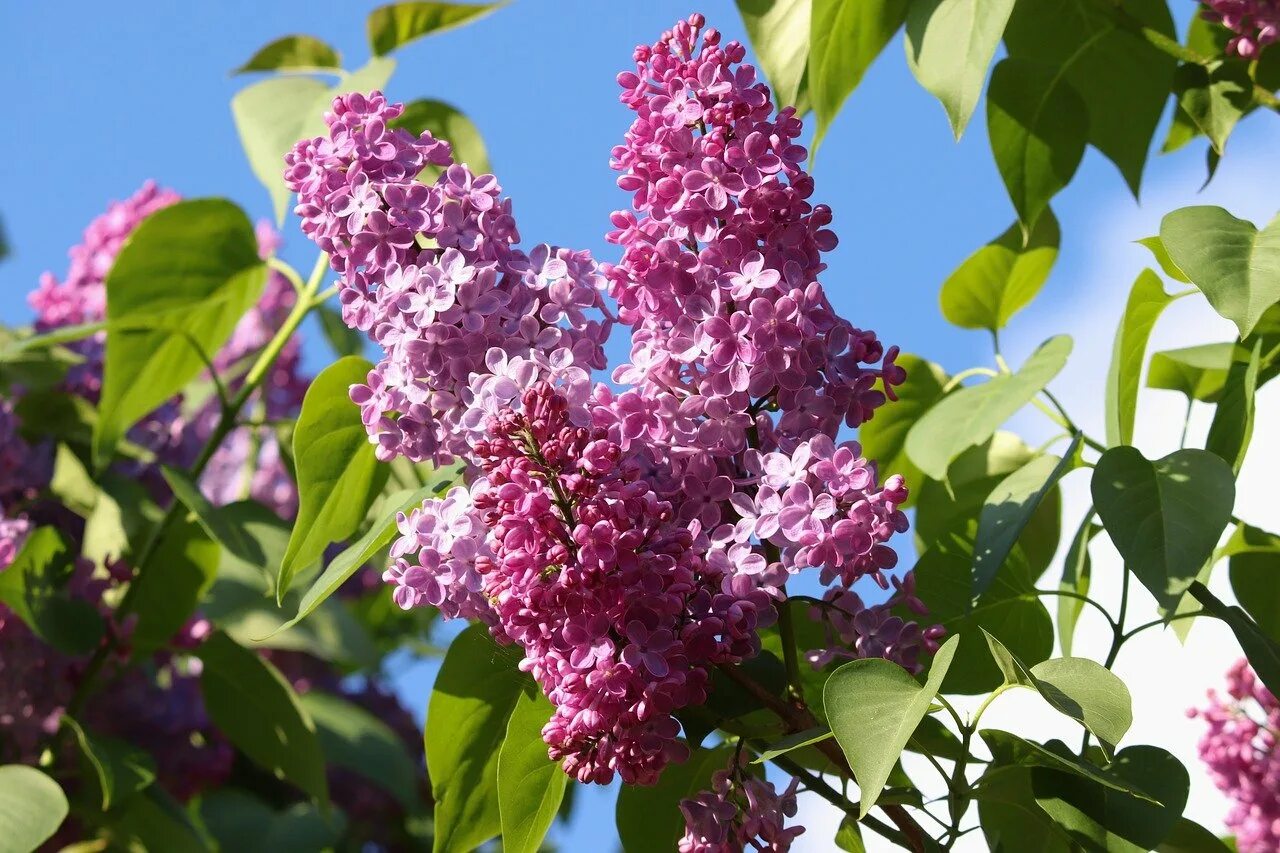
top-left (5, 0), bottom-right (1279, 848)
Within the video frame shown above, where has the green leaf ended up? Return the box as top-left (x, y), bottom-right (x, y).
top-left (162, 465), bottom-right (264, 566)
top-left (808, 0), bottom-right (907, 147)
top-left (1205, 340), bottom-right (1262, 474)
top-left (616, 746), bottom-right (734, 852)
top-left (752, 726), bottom-right (835, 764)
top-left (94, 199), bottom-right (267, 468)
top-left (1172, 62), bottom-right (1251, 155)
top-left (736, 0), bottom-right (811, 109)
top-left (858, 354), bottom-right (946, 508)
top-left (368, 1), bottom-right (503, 55)
top-left (1156, 817), bottom-right (1236, 852)
top-left (1190, 581), bottom-right (1280, 699)
top-left (1091, 447), bottom-right (1235, 610)
top-left (973, 436), bottom-right (1079, 600)
top-left (1230, 531), bottom-right (1280, 641)
top-left (1136, 236), bottom-right (1191, 283)
top-left (197, 631), bottom-right (328, 803)
top-left (1160, 206), bottom-right (1280, 338)
top-left (907, 335), bottom-right (1072, 481)
top-left (912, 541), bottom-right (1053, 694)
top-left (498, 687), bottom-right (567, 853)
top-left (131, 514), bottom-right (220, 652)
top-left (0, 527), bottom-right (104, 654)
top-left (49, 444), bottom-right (97, 516)
top-left (1147, 343), bottom-right (1238, 402)
top-left (315, 304), bottom-right (366, 359)
top-left (279, 356), bottom-right (390, 602)
top-left (835, 815), bottom-right (867, 852)
top-left (301, 690), bottom-right (421, 811)
top-left (61, 716), bottom-right (156, 811)
top-left (986, 58), bottom-right (1087, 234)
top-left (234, 35), bottom-right (342, 74)
top-left (977, 763), bottom-right (1075, 852)
top-left (979, 731), bottom-right (1156, 799)
top-left (939, 211), bottom-right (1060, 333)
top-left (107, 787), bottom-right (212, 852)
top-left (82, 473), bottom-right (161, 568)
top-left (904, 0), bottom-right (1016, 138)
top-left (232, 59), bottom-right (396, 222)
top-left (1105, 269), bottom-right (1177, 447)
top-left (1003, 0), bottom-right (1177, 196)
top-left (201, 791), bottom-right (341, 853)
top-left (907, 714), bottom-right (967, 763)
top-left (391, 98), bottom-right (491, 178)
top-left (428, 624), bottom-right (528, 853)
top-left (0, 765), bottom-right (69, 851)
top-left (824, 634), bottom-right (959, 817)
top-left (1032, 745), bottom-right (1189, 852)
top-left (1057, 516), bottom-right (1100, 656)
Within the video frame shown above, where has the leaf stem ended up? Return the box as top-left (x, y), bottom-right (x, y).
top-left (1034, 589), bottom-right (1118, 632)
top-left (941, 366), bottom-right (999, 393)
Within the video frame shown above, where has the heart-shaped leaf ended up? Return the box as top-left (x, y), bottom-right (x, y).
top-left (940, 211), bottom-right (1060, 333)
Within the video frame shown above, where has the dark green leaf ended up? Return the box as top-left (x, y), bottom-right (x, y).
top-left (1172, 62), bottom-right (1251, 155)
top-left (904, 0), bottom-right (1016, 138)
top-left (977, 763), bottom-right (1074, 852)
top-left (315, 304), bottom-right (366, 359)
top-left (94, 199), bottom-right (267, 467)
top-left (107, 787), bottom-right (212, 852)
top-left (162, 465), bottom-right (264, 566)
top-left (1147, 343), bottom-right (1238, 402)
top-left (498, 687), bottom-right (567, 853)
top-left (858, 354), bottom-right (946, 508)
top-left (1092, 447), bottom-right (1235, 610)
top-left (0, 526), bottom-right (104, 654)
top-left (1058, 516), bottom-right (1100, 656)
top-left (131, 514), bottom-right (220, 652)
top-left (1190, 581), bottom-right (1280, 698)
top-left (428, 624), bottom-right (528, 853)
top-left (1156, 817), bottom-right (1235, 852)
top-left (824, 634), bottom-right (959, 817)
top-left (391, 98), bottom-right (491, 177)
top-left (986, 58), bottom-right (1087, 234)
top-left (979, 731), bottom-right (1155, 799)
top-left (973, 436), bottom-right (1079, 600)
top-left (616, 745), bottom-right (733, 853)
top-left (808, 0), bottom-right (907, 146)
top-left (939, 211), bottom-right (1060, 332)
top-left (736, 0), bottom-right (811, 109)
top-left (197, 631), bottom-right (328, 803)
top-left (302, 690), bottom-right (421, 811)
top-left (201, 790), bottom-right (341, 853)
top-left (907, 714), bottom-right (967, 763)
top-left (1160, 206), bottom-right (1280, 338)
top-left (1105, 269), bottom-right (1177, 447)
top-left (1205, 340), bottom-right (1262, 473)
top-left (235, 35), bottom-right (342, 74)
top-left (0, 765), bottom-right (69, 851)
top-left (280, 356), bottom-right (390, 602)
top-left (61, 716), bottom-right (156, 810)
top-left (368, 1), bottom-right (503, 55)
top-left (1230, 531), bottom-right (1280, 641)
top-left (1003, 0), bottom-right (1177, 195)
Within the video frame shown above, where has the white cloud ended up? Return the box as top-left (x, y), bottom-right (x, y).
top-left (796, 144), bottom-right (1280, 850)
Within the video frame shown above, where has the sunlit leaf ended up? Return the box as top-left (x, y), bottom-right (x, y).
top-left (498, 687), bottom-right (567, 853)
top-left (940, 211), bottom-right (1060, 333)
top-left (368, 1), bottom-right (503, 55)
top-left (234, 35), bottom-right (341, 75)
top-left (1105, 269), bottom-right (1176, 447)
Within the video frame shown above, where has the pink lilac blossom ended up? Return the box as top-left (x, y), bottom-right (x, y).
top-left (1201, 0), bottom-right (1280, 57)
top-left (679, 760), bottom-right (804, 852)
top-left (1190, 659), bottom-right (1280, 852)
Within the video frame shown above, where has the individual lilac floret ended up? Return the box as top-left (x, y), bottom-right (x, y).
top-left (1201, 0), bottom-right (1280, 57)
top-left (679, 761), bottom-right (805, 852)
top-left (384, 484), bottom-right (492, 620)
top-left (1190, 659), bottom-right (1280, 852)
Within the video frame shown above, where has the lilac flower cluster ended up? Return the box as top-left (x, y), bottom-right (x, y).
top-left (1190, 659), bottom-right (1280, 852)
top-left (1201, 0), bottom-right (1280, 57)
top-left (291, 14), bottom-right (938, 791)
top-left (285, 91), bottom-right (610, 465)
top-left (679, 760), bottom-right (804, 852)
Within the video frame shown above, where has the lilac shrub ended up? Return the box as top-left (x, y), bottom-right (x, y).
top-left (1200, 0), bottom-right (1280, 57)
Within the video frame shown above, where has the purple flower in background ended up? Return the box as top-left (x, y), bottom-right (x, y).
top-left (1201, 0), bottom-right (1280, 57)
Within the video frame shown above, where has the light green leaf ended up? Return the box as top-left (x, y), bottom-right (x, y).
top-left (1105, 269), bottom-right (1176, 447)
top-left (752, 726), bottom-right (835, 764)
top-left (234, 35), bottom-right (342, 75)
top-left (279, 356), bottom-right (390, 602)
top-left (131, 514), bottom-right (220, 652)
top-left (368, 1), bottom-right (503, 55)
top-left (1003, 0), bottom-right (1177, 196)
top-left (198, 631), bottom-right (328, 803)
top-left (1190, 582), bottom-right (1280, 699)
top-left (302, 691), bottom-right (421, 812)
top-left (82, 474), bottom-right (161, 568)
top-left (0, 765), bottom-right (69, 851)
top-left (1205, 340), bottom-right (1261, 473)
top-left (736, 0), bottom-right (811, 109)
top-left (808, 0), bottom-right (907, 147)
top-left (61, 716), bottom-right (156, 810)
top-left (1172, 62), bottom-right (1251, 155)
top-left (858, 353), bottom-right (946, 507)
top-left (907, 335), bottom-right (1072, 481)
top-left (1160, 206), bottom-right (1280, 338)
top-left (49, 444), bottom-right (96, 516)
top-left (1092, 448), bottom-right (1235, 610)
top-left (973, 436), bottom-right (1079, 600)
top-left (986, 57), bottom-right (1087, 234)
top-left (1147, 343), bottom-right (1238, 402)
top-left (835, 815), bottom-right (867, 851)
top-left (1136, 236), bottom-right (1191, 283)
top-left (616, 746), bottom-right (734, 853)
top-left (1028, 658), bottom-right (1133, 752)
top-left (0, 527), bottom-right (105, 655)
top-left (391, 98), bottom-right (491, 178)
top-left (94, 200), bottom-right (267, 468)
top-left (939, 211), bottom-right (1060, 332)
top-left (1057, 515), bottom-right (1100, 656)
top-left (428, 624), bottom-right (528, 853)
top-left (498, 687), bottom-right (567, 853)
top-left (904, 0), bottom-right (1016, 138)
top-left (824, 634), bottom-right (959, 817)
